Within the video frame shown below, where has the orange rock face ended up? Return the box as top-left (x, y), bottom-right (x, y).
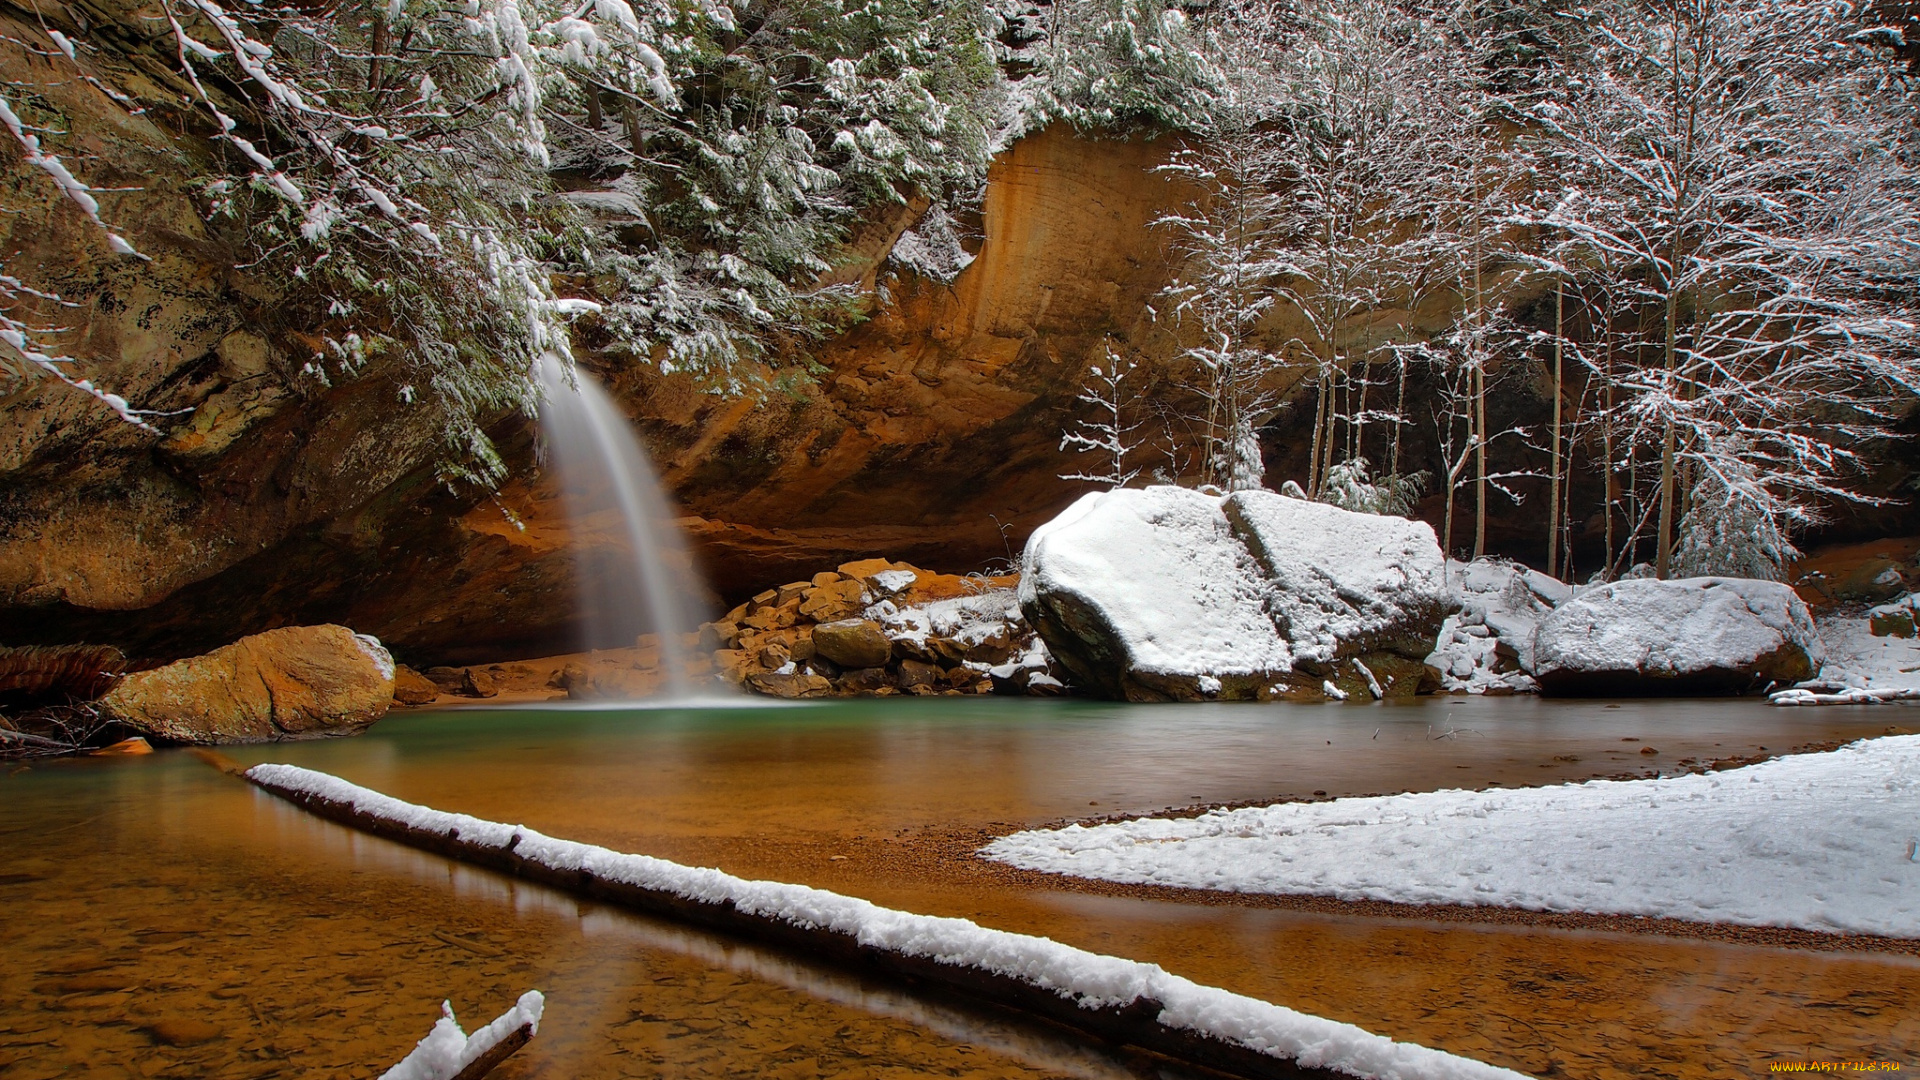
top-left (2, 121), bottom-right (1208, 665)
top-left (96, 625), bottom-right (395, 743)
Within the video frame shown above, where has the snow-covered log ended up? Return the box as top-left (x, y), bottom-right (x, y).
top-left (382, 993), bottom-right (544, 1080)
top-left (244, 763), bottom-right (1526, 1080)
top-left (1531, 577), bottom-right (1822, 696)
top-left (1018, 486), bottom-right (1446, 701)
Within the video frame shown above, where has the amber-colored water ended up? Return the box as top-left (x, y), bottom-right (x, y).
top-left (6, 696), bottom-right (1917, 1078)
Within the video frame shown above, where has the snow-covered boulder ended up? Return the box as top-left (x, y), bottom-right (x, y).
top-left (1018, 486), bottom-right (1448, 701)
top-left (1532, 577), bottom-right (1824, 696)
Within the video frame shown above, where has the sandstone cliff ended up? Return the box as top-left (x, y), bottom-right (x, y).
top-left (0, 6), bottom-right (1208, 667)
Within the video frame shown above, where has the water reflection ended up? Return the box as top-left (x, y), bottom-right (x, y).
top-left (7, 696), bottom-right (1918, 1079)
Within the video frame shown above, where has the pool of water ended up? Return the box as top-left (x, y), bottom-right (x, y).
top-left (4, 695), bottom-right (1917, 1078)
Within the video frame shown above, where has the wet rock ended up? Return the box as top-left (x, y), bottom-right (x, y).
top-left (897, 659), bottom-right (943, 690)
top-left (0, 645), bottom-right (128, 707)
top-left (1870, 595), bottom-right (1917, 638)
top-left (146, 1019), bottom-right (223, 1047)
top-left (88, 737), bottom-right (152, 756)
top-left (811, 619), bottom-right (893, 669)
top-left (392, 665), bottom-right (440, 705)
top-left (97, 626), bottom-right (393, 744)
top-left (757, 642), bottom-right (792, 670)
top-left (745, 671), bottom-right (833, 699)
top-left (835, 667), bottom-right (894, 693)
top-left (1533, 577), bottom-right (1824, 696)
top-left (1833, 557), bottom-right (1910, 604)
top-left (440, 667), bottom-right (497, 698)
top-left (711, 650), bottom-right (754, 686)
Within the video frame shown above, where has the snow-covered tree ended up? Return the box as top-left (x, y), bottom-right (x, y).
top-left (1059, 349), bottom-right (1146, 488)
top-left (1530, 0), bottom-right (1920, 577)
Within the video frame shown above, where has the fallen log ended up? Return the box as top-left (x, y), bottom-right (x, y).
top-left (1770, 686), bottom-right (1920, 707)
top-left (244, 763), bottom-right (1528, 1080)
top-left (381, 991), bottom-right (544, 1080)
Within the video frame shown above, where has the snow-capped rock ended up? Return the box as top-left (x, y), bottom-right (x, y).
top-left (1018, 486), bottom-right (1447, 701)
top-left (1532, 577), bottom-right (1823, 695)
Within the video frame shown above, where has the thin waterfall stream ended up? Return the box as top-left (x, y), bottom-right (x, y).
top-left (537, 357), bottom-right (706, 699)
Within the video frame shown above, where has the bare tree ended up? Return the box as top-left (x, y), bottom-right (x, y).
top-left (1530, 0), bottom-right (1920, 579)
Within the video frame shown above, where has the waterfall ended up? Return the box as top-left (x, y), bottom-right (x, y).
top-left (536, 357), bottom-right (704, 699)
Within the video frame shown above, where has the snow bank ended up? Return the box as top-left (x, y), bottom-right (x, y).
top-left (381, 992), bottom-right (544, 1080)
top-left (984, 736), bottom-right (1920, 938)
top-left (1532, 577), bottom-right (1822, 695)
top-left (1770, 610), bottom-right (1920, 706)
top-left (247, 764), bottom-right (1525, 1080)
top-left (1018, 487), bottom-right (1446, 701)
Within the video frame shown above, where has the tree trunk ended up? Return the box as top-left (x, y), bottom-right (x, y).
top-left (1548, 283), bottom-right (1562, 577)
top-left (1473, 362), bottom-right (1487, 560)
top-left (369, 11), bottom-right (388, 94)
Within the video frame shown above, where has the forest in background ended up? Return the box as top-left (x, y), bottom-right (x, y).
top-left (6, 0), bottom-right (1920, 584)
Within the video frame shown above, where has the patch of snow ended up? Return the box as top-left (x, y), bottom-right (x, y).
top-left (380, 991), bottom-right (544, 1080)
top-left (889, 203), bottom-right (976, 282)
top-left (873, 585), bottom-right (1021, 650)
top-left (248, 764), bottom-right (1524, 1080)
top-left (352, 633), bottom-right (397, 682)
top-left (869, 569), bottom-right (919, 596)
top-left (1424, 559), bottom-right (1564, 695)
top-left (984, 737), bottom-right (1920, 938)
top-left (1775, 612), bottom-right (1920, 706)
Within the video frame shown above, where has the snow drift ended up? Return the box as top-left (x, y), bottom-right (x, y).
top-left (984, 735), bottom-right (1920, 938)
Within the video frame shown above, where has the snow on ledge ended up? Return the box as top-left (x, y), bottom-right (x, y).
top-left (245, 763), bottom-right (1526, 1080)
top-left (983, 737), bottom-right (1920, 939)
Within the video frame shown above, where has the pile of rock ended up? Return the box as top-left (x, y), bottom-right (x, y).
top-left (702, 558), bottom-right (1063, 699)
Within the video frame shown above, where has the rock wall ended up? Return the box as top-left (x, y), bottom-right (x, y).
top-left (0, 13), bottom-right (1207, 668)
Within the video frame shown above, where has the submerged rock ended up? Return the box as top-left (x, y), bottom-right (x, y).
top-left (1532, 578), bottom-right (1823, 696)
top-left (97, 625), bottom-right (394, 743)
top-left (1018, 486), bottom-right (1448, 702)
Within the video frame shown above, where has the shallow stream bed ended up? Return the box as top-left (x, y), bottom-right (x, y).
top-left (4, 696), bottom-right (1916, 1079)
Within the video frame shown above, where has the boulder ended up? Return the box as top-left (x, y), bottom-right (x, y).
top-left (799, 579), bottom-right (870, 622)
top-left (1532, 577), bottom-right (1824, 696)
top-left (1018, 486), bottom-right (1448, 701)
top-left (745, 671), bottom-right (834, 699)
top-left (1870, 595), bottom-right (1918, 638)
top-left (811, 619), bottom-right (893, 669)
top-left (391, 665), bottom-right (441, 705)
top-left (97, 625), bottom-right (394, 743)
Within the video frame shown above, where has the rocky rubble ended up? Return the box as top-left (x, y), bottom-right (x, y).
top-left (699, 558), bottom-right (1063, 699)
